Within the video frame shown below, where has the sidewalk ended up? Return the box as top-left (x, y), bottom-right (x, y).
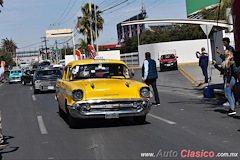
top-left (179, 64), bottom-right (224, 93)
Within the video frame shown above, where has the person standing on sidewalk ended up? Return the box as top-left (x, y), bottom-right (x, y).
top-left (196, 47), bottom-right (209, 84)
top-left (142, 52), bottom-right (160, 106)
top-left (216, 37), bottom-right (235, 62)
top-left (216, 37), bottom-right (240, 106)
top-left (213, 50), bottom-right (236, 116)
top-left (0, 61), bottom-right (5, 82)
top-left (0, 61), bottom-right (5, 145)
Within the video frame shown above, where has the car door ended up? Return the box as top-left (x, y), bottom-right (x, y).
top-left (57, 66), bottom-right (70, 112)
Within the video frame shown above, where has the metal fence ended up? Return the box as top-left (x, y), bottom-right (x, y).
top-left (120, 52), bottom-right (139, 67)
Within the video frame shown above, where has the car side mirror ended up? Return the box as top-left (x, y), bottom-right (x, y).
top-left (176, 56), bottom-right (178, 58)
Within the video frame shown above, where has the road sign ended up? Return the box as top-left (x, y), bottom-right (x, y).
top-left (46, 29), bottom-right (73, 38)
top-left (75, 49), bottom-right (82, 60)
top-left (88, 45), bottom-right (96, 59)
top-left (200, 24), bottom-right (213, 36)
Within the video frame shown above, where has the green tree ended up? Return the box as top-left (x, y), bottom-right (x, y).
top-left (0, 0), bottom-right (3, 12)
top-left (201, 0), bottom-right (231, 20)
top-left (1, 38), bottom-right (18, 57)
top-left (75, 38), bottom-right (88, 57)
top-left (120, 25), bottom-right (206, 53)
top-left (76, 3), bottom-right (104, 45)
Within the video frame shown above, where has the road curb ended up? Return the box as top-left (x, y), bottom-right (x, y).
top-left (178, 67), bottom-right (207, 89)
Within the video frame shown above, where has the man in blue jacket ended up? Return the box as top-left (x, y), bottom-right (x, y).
top-left (196, 47), bottom-right (209, 84)
top-left (142, 52), bottom-right (160, 106)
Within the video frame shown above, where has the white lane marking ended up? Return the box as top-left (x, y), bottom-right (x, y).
top-left (37, 116), bottom-right (48, 134)
top-left (148, 113), bottom-right (177, 125)
top-left (30, 87), bottom-right (33, 90)
top-left (32, 95), bottom-right (36, 101)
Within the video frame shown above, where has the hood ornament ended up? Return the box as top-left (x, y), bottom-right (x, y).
top-left (125, 82), bottom-right (130, 88)
top-left (90, 83), bottom-right (95, 89)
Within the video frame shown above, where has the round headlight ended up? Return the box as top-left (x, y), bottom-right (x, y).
top-left (35, 80), bottom-right (41, 83)
top-left (140, 87), bottom-right (150, 98)
top-left (72, 89), bottom-right (83, 101)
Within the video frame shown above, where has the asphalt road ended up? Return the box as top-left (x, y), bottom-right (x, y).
top-left (0, 68), bottom-right (239, 160)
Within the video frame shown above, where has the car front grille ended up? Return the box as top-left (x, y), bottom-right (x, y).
top-left (41, 80), bottom-right (56, 85)
top-left (11, 77), bottom-right (20, 80)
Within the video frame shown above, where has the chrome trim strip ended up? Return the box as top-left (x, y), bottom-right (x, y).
top-left (58, 87), bottom-right (72, 96)
top-left (73, 98), bottom-right (149, 104)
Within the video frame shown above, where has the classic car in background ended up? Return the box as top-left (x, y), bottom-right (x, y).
top-left (56, 59), bottom-right (152, 128)
top-left (33, 67), bottom-right (62, 94)
top-left (8, 68), bottom-right (23, 84)
top-left (21, 69), bottom-right (35, 85)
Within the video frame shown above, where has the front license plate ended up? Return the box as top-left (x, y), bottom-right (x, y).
top-left (48, 86), bottom-right (54, 90)
top-left (105, 113), bottom-right (119, 119)
top-left (166, 64), bottom-right (171, 66)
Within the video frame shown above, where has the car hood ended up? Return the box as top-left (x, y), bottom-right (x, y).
top-left (9, 74), bottom-right (22, 78)
top-left (70, 79), bottom-right (147, 100)
top-left (35, 76), bottom-right (61, 80)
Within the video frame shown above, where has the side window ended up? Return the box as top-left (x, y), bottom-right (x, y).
top-left (69, 67), bottom-right (75, 80)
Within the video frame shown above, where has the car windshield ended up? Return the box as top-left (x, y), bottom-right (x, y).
top-left (161, 54), bottom-right (175, 59)
top-left (70, 63), bottom-right (129, 80)
top-left (37, 70), bottom-right (61, 77)
top-left (10, 70), bottom-right (22, 74)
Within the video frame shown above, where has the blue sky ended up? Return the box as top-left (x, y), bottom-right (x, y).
top-left (0, 0), bottom-right (187, 50)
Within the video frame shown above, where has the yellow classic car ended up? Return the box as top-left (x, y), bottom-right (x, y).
top-left (56, 59), bottom-right (152, 128)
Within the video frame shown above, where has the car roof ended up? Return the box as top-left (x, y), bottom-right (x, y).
top-left (161, 54), bottom-right (175, 56)
top-left (67, 59), bottom-right (127, 67)
top-left (36, 66), bottom-right (60, 71)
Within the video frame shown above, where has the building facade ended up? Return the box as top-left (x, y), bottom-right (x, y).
top-left (116, 6), bottom-right (147, 44)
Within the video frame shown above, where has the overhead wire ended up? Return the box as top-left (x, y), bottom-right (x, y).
top-left (18, 41), bottom-right (43, 49)
top-left (51, 0), bottom-right (72, 27)
top-left (146, 0), bottom-right (165, 11)
top-left (99, 0), bottom-right (123, 10)
top-left (101, 0), bottom-right (129, 13)
top-left (55, 0), bottom-right (78, 26)
top-left (103, 0), bottom-right (137, 14)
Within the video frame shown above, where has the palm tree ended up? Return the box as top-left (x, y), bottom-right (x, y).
top-left (76, 3), bottom-right (104, 45)
top-left (75, 38), bottom-right (88, 55)
top-left (1, 38), bottom-right (18, 57)
top-left (0, 0), bottom-right (3, 12)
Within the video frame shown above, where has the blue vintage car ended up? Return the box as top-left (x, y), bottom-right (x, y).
top-left (8, 68), bottom-right (23, 84)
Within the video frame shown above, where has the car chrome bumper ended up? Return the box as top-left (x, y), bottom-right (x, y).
top-left (34, 84), bottom-right (56, 91)
top-left (9, 79), bottom-right (21, 82)
top-left (67, 99), bottom-right (152, 119)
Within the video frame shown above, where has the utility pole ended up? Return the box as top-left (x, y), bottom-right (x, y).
top-left (55, 40), bottom-right (58, 63)
top-left (41, 37), bottom-right (48, 60)
top-left (94, 3), bottom-right (99, 56)
top-left (89, 0), bottom-right (94, 47)
top-left (39, 45), bottom-right (44, 61)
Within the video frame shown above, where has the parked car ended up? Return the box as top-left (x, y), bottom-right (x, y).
top-left (56, 59), bottom-right (152, 128)
top-left (8, 69), bottom-right (23, 84)
top-left (21, 69), bottom-right (35, 85)
top-left (159, 54), bottom-right (178, 72)
top-left (33, 67), bottom-right (62, 94)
